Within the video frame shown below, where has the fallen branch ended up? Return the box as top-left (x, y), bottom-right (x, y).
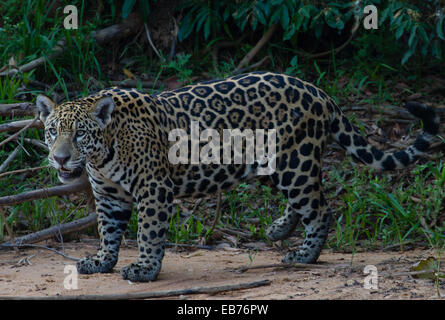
top-left (0, 213), bottom-right (97, 248)
top-left (0, 179), bottom-right (89, 205)
top-left (0, 44), bottom-right (64, 77)
top-left (0, 243), bottom-right (80, 261)
top-left (16, 137), bottom-right (48, 151)
top-left (235, 24), bottom-right (277, 72)
top-left (231, 262), bottom-right (347, 274)
top-left (0, 146), bottom-right (20, 173)
top-left (0, 102), bottom-right (37, 117)
top-left (0, 279), bottom-right (271, 300)
top-left (0, 116), bottom-right (39, 148)
top-left (0, 118), bottom-right (43, 133)
top-left (0, 165), bottom-right (49, 180)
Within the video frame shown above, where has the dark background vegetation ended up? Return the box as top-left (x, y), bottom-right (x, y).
top-left (0, 0), bottom-right (444, 257)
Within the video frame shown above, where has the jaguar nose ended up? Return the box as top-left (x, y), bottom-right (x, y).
top-left (54, 154), bottom-right (70, 166)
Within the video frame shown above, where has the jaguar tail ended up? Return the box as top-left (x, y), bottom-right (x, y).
top-left (331, 101), bottom-right (439, 170)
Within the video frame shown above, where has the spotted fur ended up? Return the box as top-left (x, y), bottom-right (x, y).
top-left (36, 72), bottom-right (439, 282)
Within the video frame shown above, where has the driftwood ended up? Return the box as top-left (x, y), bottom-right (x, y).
top-left (0, 13), bottom-right (143, 77)
top-left (0, 165), bottom-right (49, 180)
top-left (0, 179), bottom-right (89, 206)
top-left (0, 118), bottom-right (43, 133)
top-left (0, 279), bottom-right (271, 300)
top-left (0, 213), bottom-right (97, 248)
top-left (0, 116), bottom-right (38, 148)
top-left (0, 146), bottom-right (20, 173)
top-left (0, 243), bottom-right (80, 261)
top-left (231, 262), bottom-right (348, 274)
top-left (0, 102), bottom-right (37, 117)
top-left (15, 137), bottom-right (48, 151)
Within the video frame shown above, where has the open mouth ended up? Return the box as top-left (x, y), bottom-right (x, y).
top-left (58, 166), bottom-right (83, 180)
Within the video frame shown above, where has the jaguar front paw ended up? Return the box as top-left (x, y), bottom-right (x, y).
top-left (76, 254), bottom-right (117, 274)
top-left (266, 216), bottom-right (298, 241)
top-left (281, 249), bottom-right (319, 264)
top-left (120, 261), bottom-right (162, 282)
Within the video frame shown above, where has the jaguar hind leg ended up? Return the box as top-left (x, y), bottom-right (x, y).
top-left (266, 203), bottom-right (300, 241)
top-left (268, 165), bottom-right (332, 264)
top-left (282, 200), bottom-right (332, 264)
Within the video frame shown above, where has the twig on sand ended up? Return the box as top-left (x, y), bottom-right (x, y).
top-left (231, 262), bottom-right (349, 273)
top-left (0, 279), bottom-right (271, 300)
top-left (0, 243), bottom-right (79, 261)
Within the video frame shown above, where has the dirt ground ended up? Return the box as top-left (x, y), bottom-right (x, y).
top-left (0, 239), bottom-right (443, 300)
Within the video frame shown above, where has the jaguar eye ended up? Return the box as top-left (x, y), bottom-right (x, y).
top-left (76, 129), bottom-right (86, 137)
top-left (49, 128), bottom-right (57, 136)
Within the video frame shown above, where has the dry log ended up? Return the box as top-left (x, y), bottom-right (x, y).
top-left (0, 213), bottom-right (97, 248)
top-left (0, 116), bottom-right (38, 148)
top-left (0, 243), bottom-right (79, 261)
top-left (0, 118), bottom-right (43, 133)
top-left (0, 165), bottom-right (49, 180)
top-left (0, 179), bottom-right (89, 206)
top-left (0, 279), bottom-right (271, 300)
top-left (16, 137), bottom-right (48, 151)
top-left (0, 102), bottom-right (37, 117)
top-left (0, 146), bottom-right (20, 173)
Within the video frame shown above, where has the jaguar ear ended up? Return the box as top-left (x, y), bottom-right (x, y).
top-left (92, 96), bottom-right (114, 128)
top-left (36, 94), bottom-right (56, 123)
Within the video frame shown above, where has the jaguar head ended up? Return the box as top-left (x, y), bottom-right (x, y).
top-left (36, 95), bottom-right (114, 184)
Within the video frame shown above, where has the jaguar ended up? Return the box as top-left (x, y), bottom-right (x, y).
top-left (36, 71), bottom-right (439, 282)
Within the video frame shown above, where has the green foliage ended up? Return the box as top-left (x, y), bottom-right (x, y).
top-left (379, 0), bottom-right (445, 64)
top-left (121, 0), bottom-right (155, 22)
top-left (327, 161), bottom-right (445, 251)
top-left (178, 0), bottom-right (353, 41)
top-left (177, 0), bottom-right (444, 66)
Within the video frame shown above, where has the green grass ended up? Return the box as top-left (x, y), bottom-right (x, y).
top-left (326, 160), bottom-right (445, 253)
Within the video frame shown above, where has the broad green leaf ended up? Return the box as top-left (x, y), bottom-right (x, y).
top-left (417, 25), bottom-right (429, 44)
top-left (437, 15), bottom-right (445, 40)
top-left (408, 24), bottom-right (418, 48)
top-left (395, 24), bottom-right (405, 40)
top-left (281, 5), bottom-right (290, 29)
top-left (204, 16), bottom-right (211, 39)
top-left (432, 39), bottom-right (442, 59)
top-left (122, 0), bottom-right (136, 19)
